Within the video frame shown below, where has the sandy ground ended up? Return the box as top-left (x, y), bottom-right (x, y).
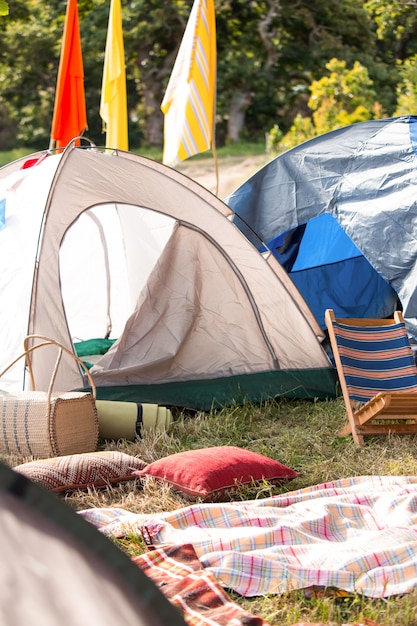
top-left (176, 153), bottom-right (269, 199)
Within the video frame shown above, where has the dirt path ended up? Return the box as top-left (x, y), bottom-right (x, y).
top-left (176, 153), bottom-right (269, 199)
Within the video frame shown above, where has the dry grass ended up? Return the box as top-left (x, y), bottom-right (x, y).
top-left (4, 396), bottom-right (417, 625)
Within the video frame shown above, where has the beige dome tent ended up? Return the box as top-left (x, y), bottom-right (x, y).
top-left (0, 460), bottom-right (187, 625)
top-left (0, 143), bottom-right (335, 410)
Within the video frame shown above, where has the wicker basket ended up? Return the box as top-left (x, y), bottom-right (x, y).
top-left (0, 335), bottom-right (99, 458)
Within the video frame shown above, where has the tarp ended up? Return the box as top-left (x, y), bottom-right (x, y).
top-left (226, 116), bottom-right (417, 329)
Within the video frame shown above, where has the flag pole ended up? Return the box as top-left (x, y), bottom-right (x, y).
top-left (212, 124), bottom-right (219, 196)
top-left (211, 34), bottom-right (219, 197)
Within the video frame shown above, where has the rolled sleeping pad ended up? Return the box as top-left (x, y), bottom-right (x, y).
top-left (95, 400), bottom-right (173, 441)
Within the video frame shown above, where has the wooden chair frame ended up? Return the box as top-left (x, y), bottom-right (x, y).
top-left (325, 309), bottom-right (417, 447)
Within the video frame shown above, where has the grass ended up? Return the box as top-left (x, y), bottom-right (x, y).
top-left (4, 397), bottom-right (417, 625)
top-left (0, 147), bottom-right (34, 167)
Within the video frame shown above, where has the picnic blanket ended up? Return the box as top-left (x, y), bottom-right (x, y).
top-left (132, 543), bottom-right (269, 626)
top-left (80, 475), bottom-right (417, 599)
top-left (130, 543), bottom-right (380, 626)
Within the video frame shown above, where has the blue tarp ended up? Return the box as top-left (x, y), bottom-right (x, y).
top-left (226, 116), bottom-right (417, 328)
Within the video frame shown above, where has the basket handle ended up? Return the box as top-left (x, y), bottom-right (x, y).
top-left (0, 335), bottom-right (97, 402)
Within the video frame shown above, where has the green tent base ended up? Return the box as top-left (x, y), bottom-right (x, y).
top-left (82, 367), bottom-right (339, 411)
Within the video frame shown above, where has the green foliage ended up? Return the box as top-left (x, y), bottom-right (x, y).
top-left (0, 147), bottom-right (33, 167)
top-left (364, 0), bottom-right (417, 61)
top-left (309, 58), bottom-right (378, 134)
top-left (265, 124), bottom-right (283, 155)
top-left (309, 59), bottom-right (376, 112)
top-left (268, 115), bottom-right (316, 154)
top-left (395, 54), bottom-right (417, 115)
top-left (0, 2), bottom-right (63, 149)
top-left (272, 58), bottom-right (383, 152)
top-left (0, 1), bottom-right (9, 16)
top-left (0, 0), bottom-right (414, 151)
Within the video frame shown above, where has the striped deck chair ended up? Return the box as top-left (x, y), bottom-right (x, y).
top-left (325, 309), bottom-right (417, 447)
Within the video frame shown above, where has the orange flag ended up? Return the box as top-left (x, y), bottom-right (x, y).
top-left (50, 0), bottom-right (87, 149)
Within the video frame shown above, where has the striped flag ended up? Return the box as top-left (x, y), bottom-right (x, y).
top-left (161, 0), bottom-right (216, 167)
top-left (100, 0), bottom-right (128, 150)
top-left (50, 0), bottom-right (87, 149)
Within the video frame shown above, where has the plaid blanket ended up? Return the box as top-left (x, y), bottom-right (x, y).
top-left (80, 475), bottom-right (417, 598)
top-left (133, 543), bottom-right (268, 626)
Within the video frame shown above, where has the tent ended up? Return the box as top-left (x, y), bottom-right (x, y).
top-left (0, 460), bottom-right (187, 625)
top-left (0, 143), bottom-right (336, 411)
top-left (225, 116), bottom-right (417, 331)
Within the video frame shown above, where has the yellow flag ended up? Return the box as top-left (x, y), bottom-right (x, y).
top-left (100, 0), bottom-right (128, 150)
top-left (161, 0), bottom-right (216, 167)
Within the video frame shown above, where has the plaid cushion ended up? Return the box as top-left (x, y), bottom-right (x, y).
top-left (13, 450), bottom-right (147, 493)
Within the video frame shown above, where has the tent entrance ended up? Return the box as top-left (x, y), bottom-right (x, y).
top-left (60, 203), bottom-right (174, 345)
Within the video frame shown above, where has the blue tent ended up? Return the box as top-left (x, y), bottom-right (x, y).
top-left (225, 116), bottom-right (417, 330)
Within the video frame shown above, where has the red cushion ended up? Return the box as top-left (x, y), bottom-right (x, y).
top-left (134, 446), bottom-right (299, 501)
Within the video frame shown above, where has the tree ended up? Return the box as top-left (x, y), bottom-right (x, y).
top-left (268, 0), bottom-right (378, 128)
top-left (309, 58), bottom-right (380, 133)
top-left (273, 58), bottom-right (382, 152)
top-left (364, 0), bottom-right (417, 62)
top-left (395, 54), bottom-right (417, 115)
top-left (0, 0), bottom-right (412, 152)
top-left (0, 0), bottom-right (204, 148)
top-left (362, 0), bottom-right (417, 113)
top-left (0, 1), bottom-right (61, 148)
top-left (215, 0), bottom-right (282, 143)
